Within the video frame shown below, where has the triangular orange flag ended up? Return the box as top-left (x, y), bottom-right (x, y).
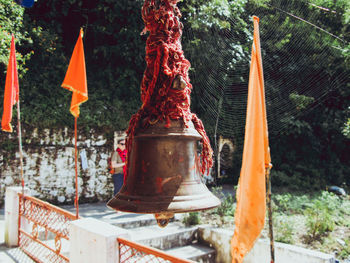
top-left (1, 34), bottom-right (19, 132)
top-left (61, 29), bottom-right (88, 118)
top-left (231, 16), bottom-right (272, 263)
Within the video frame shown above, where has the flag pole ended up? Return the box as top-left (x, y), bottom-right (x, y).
top-left (266, 167), bottom-right (275, 263)
top-left (61, 28), bottom-right (87, 219)
top-left (16, 100), bottom-right (25, 194)
top-left (74, 116), bottom-right (79, 218)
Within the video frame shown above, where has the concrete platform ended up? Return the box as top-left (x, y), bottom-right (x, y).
top-left (129, 222), bottom-right (198, 250)
top-left (165, 244), bottom-right (216, 262)
top-left (0, 199), bottom-right (341, 263)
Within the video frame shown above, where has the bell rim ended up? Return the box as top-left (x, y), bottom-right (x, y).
top-left (106, 193), bottom-right (221, 214)
top-left (134, 133), bottom-right (202, 139)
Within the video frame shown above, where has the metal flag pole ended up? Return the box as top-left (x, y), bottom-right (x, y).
top-left (61, 28), bottom-right (87, 219)
top-left (16, 100), bottom-right (25, 194)
top-left (266, 167), bottom-right (275, 263)
top-left (74, 116), bottom-right (79, 219)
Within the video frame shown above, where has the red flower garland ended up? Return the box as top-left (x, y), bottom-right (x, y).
top-left (125, 0), bottom-right (213, 179)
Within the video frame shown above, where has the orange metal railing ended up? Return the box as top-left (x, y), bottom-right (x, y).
top-left (118, 237), bottom-right (195, 263)
top-left (18, 193), bottom-right (78, 263)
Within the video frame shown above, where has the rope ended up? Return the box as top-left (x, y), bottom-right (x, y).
top-left (125, 0), bottom-right (213, 178)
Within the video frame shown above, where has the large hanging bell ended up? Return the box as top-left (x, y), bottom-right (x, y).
top-left (107, 119), bottom-right (220, 226)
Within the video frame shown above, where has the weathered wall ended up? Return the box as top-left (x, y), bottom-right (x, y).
top-left (0, 127), bottom-right (124, 207)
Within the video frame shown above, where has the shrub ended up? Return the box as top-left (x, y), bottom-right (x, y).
top-left (338, 239), bottom-right (350, 260)
top-left (183, 212), bottom-right (201, 226)
top-left (274, 214), bottom-right (295, 244)
top-left (209, 186), bottom-right (236, 225)
top-left (274, 193), bottom-right (292, 213)
top-left (304, 192), bottom-right (337, 240)
top-left (273, 193), bottom-right (310, 215)
top-left (215, 194), bottom-right (235, 218)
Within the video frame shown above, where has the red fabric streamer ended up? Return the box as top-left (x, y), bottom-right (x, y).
top-left (126, 0), bottom-right (213, 178)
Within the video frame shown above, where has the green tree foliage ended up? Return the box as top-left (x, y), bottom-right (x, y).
top-left (180, 0), bottom-right (250, 127)
top-left (0, 0), bottom-right (34, 77)
top-left (179, 0), bottom-right (252, 178)
top-left (244, 0), bottom-right (350, 188)
top-left (17, 0), bottom-right (146, 129)
top-left (343, 118), bottom-right (350, 138)
top-left (342, 107), bottom-right (350, 139)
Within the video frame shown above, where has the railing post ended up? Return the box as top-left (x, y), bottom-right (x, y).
top-left (69, 218), bottom-right (130, 263)
top-left (4, 186), bottom-right (30, 247)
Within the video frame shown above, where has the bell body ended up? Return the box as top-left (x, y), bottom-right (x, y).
top-left (107, 119), bottom-right (220, 214)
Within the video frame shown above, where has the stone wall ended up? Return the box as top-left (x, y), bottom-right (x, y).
top-left (0, 127), bottom-right (125, 207)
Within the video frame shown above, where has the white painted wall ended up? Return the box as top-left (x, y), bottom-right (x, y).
top-left (70, 218), bottom-right (130, 263)
top-left (4, 186), bottom-right (30, 247)
top-left (0, 128), bottom-right (125, 206)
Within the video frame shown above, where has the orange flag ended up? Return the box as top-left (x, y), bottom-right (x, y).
top-left (61, 29), bottom-right (88, 117)
top-left (1, 35), bottom-right (19, 132)
top-left (231, 16), bottom-right (272, 263)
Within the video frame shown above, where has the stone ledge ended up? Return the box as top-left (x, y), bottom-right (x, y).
top-left (198, 226), bottom-right (336, 263)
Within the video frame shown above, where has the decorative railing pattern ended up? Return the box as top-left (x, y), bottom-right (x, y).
top-left (118, 237), bottom-right (195, 263)
top-left (18, 193), bottom-right (78, 263)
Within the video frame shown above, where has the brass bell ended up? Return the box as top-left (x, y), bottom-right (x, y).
top-left (107, 119), bottom-right (221, 226)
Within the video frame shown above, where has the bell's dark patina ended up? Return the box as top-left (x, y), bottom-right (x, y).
top-left (107, 119), bottom-right (220, 218)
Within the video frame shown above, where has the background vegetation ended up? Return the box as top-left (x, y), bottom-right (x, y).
top-left (193, 188), bottom-right (350, 260)
top-left (0, 0), bottom-right (349, 191)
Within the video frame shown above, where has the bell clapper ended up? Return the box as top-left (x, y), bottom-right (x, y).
top-left (155, 212), bottom-right (174, 228)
